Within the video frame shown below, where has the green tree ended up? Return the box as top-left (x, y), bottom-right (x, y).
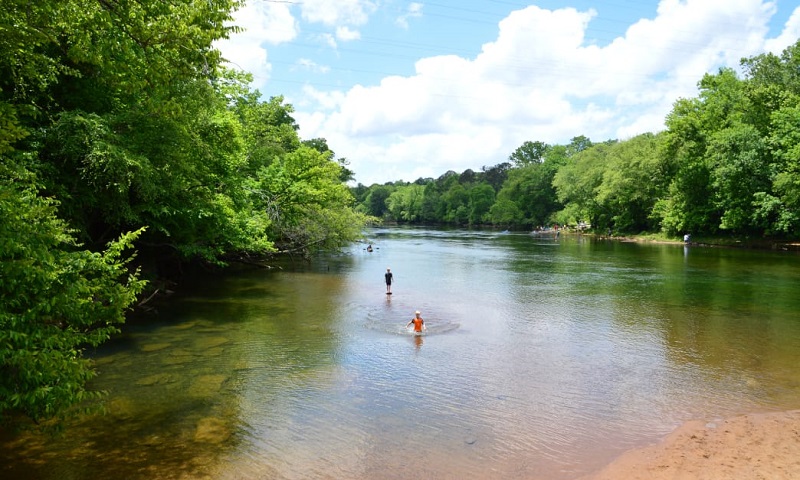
top-left (443, 183), bottom-right (469, 224)
top-left (764, 106), bottom-right (800, 234)
top-left (509, 141), bottom-right (548, 166)
top-left (468, 183), bottom-right (496, 224)
top-left (0, 166), bottom-right (145, 425)
top-left (552, 142), bottom-right (610, 227)
top-left (386, 184), bottom-right (425, 222)
top-left (489, 198), bottom-right (524, 226)
top-left (596, 133), bottom-right (666, 233)
top-left (254, 145), bottom-right (367, 251)
top-left (365, 186), bottom-right (392, 217)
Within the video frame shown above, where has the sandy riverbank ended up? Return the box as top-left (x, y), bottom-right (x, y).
top-left (579, 410), bottom-right (800, 480)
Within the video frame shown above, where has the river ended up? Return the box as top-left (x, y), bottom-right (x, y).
top-left (2, 227), bottom-right (800, 479)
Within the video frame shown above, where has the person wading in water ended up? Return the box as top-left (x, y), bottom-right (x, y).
top-left (406, 310), bottom-right (425, 334)
top-left (385, 267), bottom-right (393, 294)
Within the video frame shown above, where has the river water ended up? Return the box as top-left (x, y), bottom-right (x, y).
top-left (3, 228), bottom-right (800, 479)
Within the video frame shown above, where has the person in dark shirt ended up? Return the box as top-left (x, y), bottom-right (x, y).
top-left (385, 267), bottom-right (393, 294)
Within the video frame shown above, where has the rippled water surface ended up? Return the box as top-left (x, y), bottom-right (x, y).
top-left (3, 228), bottom-right (800, 479)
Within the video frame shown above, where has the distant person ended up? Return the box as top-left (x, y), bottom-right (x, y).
top-left (385, 267), bottom-right (393, 294)
top-left (684, 233), bottom-right (691, 244)
top-left (366, 244), bottom-right (373, 252)
top-left (406, 310), bottom-right (426, 333)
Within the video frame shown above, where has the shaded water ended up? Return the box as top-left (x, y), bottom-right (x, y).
top-left (3, 228), bottom-right (800, 479)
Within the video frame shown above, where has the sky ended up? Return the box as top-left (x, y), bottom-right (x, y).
top-left (215, 0), bottom-right (800, 186)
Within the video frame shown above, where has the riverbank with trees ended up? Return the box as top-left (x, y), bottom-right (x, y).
top-left (352, 39), bottom-right (800, 247)
top-left (1, 0), bottom-right (369, 428)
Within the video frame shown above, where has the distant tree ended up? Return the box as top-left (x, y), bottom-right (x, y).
top-left (468, 183), bottom-right (496, 224)
top-left (566, 135), bottom-right (593, 156)
top-left (366, 186), bottom-right (392, 217)
top-left (443, 183), bottom-right (469, 223)
top-left (459, 169), bottom-right (476, 184)
top-left (509, 141), bottom-right (548, 166)
top-left (481, 162), bottom-right (511, 191)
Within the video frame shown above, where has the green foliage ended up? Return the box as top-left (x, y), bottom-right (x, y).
top-left (468, 183), bottom-right (496, 224)
top-left (509, 141), bottom-right (548, 166)
top-left (0, 165), bottom-right (145, 425)
top-left (386, 184), bottom-right (425, 222)
top-left (254, 146), bottom-right (368, 251)
top-left (552, 142), bottom-right (609, 226)
top-left (0, 0), bottom-right (370, 428)
top-left (594, 134), bottom-right (666, 232)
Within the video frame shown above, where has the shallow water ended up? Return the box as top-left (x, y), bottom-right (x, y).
top-left (3, 228), bottom-right (800, 479)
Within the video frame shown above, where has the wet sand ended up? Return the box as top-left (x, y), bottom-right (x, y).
top-left (580, 410), bottom-right (800, 480)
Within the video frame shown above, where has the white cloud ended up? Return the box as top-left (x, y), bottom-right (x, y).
top-left (289, 1), bottom-right (794, 185)
top-left (300, 0), bottom-right (377, 27)
top-left (317, 32), bottom-right (338, 49)
top-left (765, 6), bottom-right (800, 54)
top-left (215, 2), bottom-right (297, 77)
top-left (396, 2), bottom-right (423, 30)
top-left (294, 59), bottom-right (331, 75)
top-left (300, 85), bottom-right (345, 110)
top-left (336, 26), bottom-right (361, 41)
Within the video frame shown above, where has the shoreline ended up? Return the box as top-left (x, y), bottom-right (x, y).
top-left (578, 409), bottom-right (800, 480)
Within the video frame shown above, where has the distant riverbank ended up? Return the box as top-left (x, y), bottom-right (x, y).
top-left (590, 231), bottom-right (800, 252)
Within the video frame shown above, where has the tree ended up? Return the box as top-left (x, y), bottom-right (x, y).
top-left (254, 145), bottom-right (367, 251)
top-left (481, 162), bottom-right (511, 191)
top-left (386, 184), bottom-right (425, 222)
top-left (366, 186), bottom-right (392, 217)
top-left (764, 106), bottom-right (800, 234)
top-left (0, 166), bottom-right (145, 425)
top-left (443, 183), bottom-right (469, 224)
top-left (468, 183), bottom-right (496, 224)
top-left (552, 143), bottom-right (610, 227)
top-left (596, 133), bottom-right (666, 233)
top-left (509, 141), bottom-right (548, 166)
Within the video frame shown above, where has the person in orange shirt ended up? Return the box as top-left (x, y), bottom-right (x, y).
top-left (406, 310), bottom-right (426, 334)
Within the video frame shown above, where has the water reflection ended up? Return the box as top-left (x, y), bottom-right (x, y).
top-left (2, 229), bottom-right (800, 480)
top-left (413, 333), bottom-right (424, 351)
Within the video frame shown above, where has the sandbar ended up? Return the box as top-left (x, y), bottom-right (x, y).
top-left (580, 410), bottom-right (800, 480)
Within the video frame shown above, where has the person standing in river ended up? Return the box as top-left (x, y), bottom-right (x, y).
top-left (385, 267), bottom-right (393, 294)
top-left (406, 310), bottom-right (425, 334)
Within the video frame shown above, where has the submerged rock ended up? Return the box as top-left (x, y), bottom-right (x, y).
top-left (141, 343), bottom-right (172, 352)
top-left (193, 336), bottom-right (230, 349)
top-left (194, 417), bottom-right (231, 444)
top-left (135, 373), bottom-right (178, 386)
top-left (188, 374), bottom-right (228, 397)
top-left (107, 396), bottom-right (137, 421)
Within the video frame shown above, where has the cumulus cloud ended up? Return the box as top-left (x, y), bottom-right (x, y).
top-left (765, 5), bottom-right (800, 54)
top-left (396, 2), bottom-right (423, 29)
top-left (336, 26), bottom-right (361, 41)
top-left (216, 2), bottom-right (297, 76)
top-left (294, 1), bottom-right (791, 185)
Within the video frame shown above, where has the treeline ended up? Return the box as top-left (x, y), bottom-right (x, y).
top-left (1, 0), bottom-right (367, 426)
top-left (353, 40), bottom-right (800, 239)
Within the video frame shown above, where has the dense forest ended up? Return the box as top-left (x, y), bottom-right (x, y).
top-left (0, 0), bottom-right (368, 426)
top-left (1, 0), bottom-right (799, 427)
top-left (353, 40), bottom-right (800, 239)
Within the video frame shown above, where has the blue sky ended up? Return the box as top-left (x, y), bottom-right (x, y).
top-left (216, 1), bottom-right (800, 186)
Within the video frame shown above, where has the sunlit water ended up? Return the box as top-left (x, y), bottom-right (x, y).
top-left (3, 228), bottom-right (800, 479)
